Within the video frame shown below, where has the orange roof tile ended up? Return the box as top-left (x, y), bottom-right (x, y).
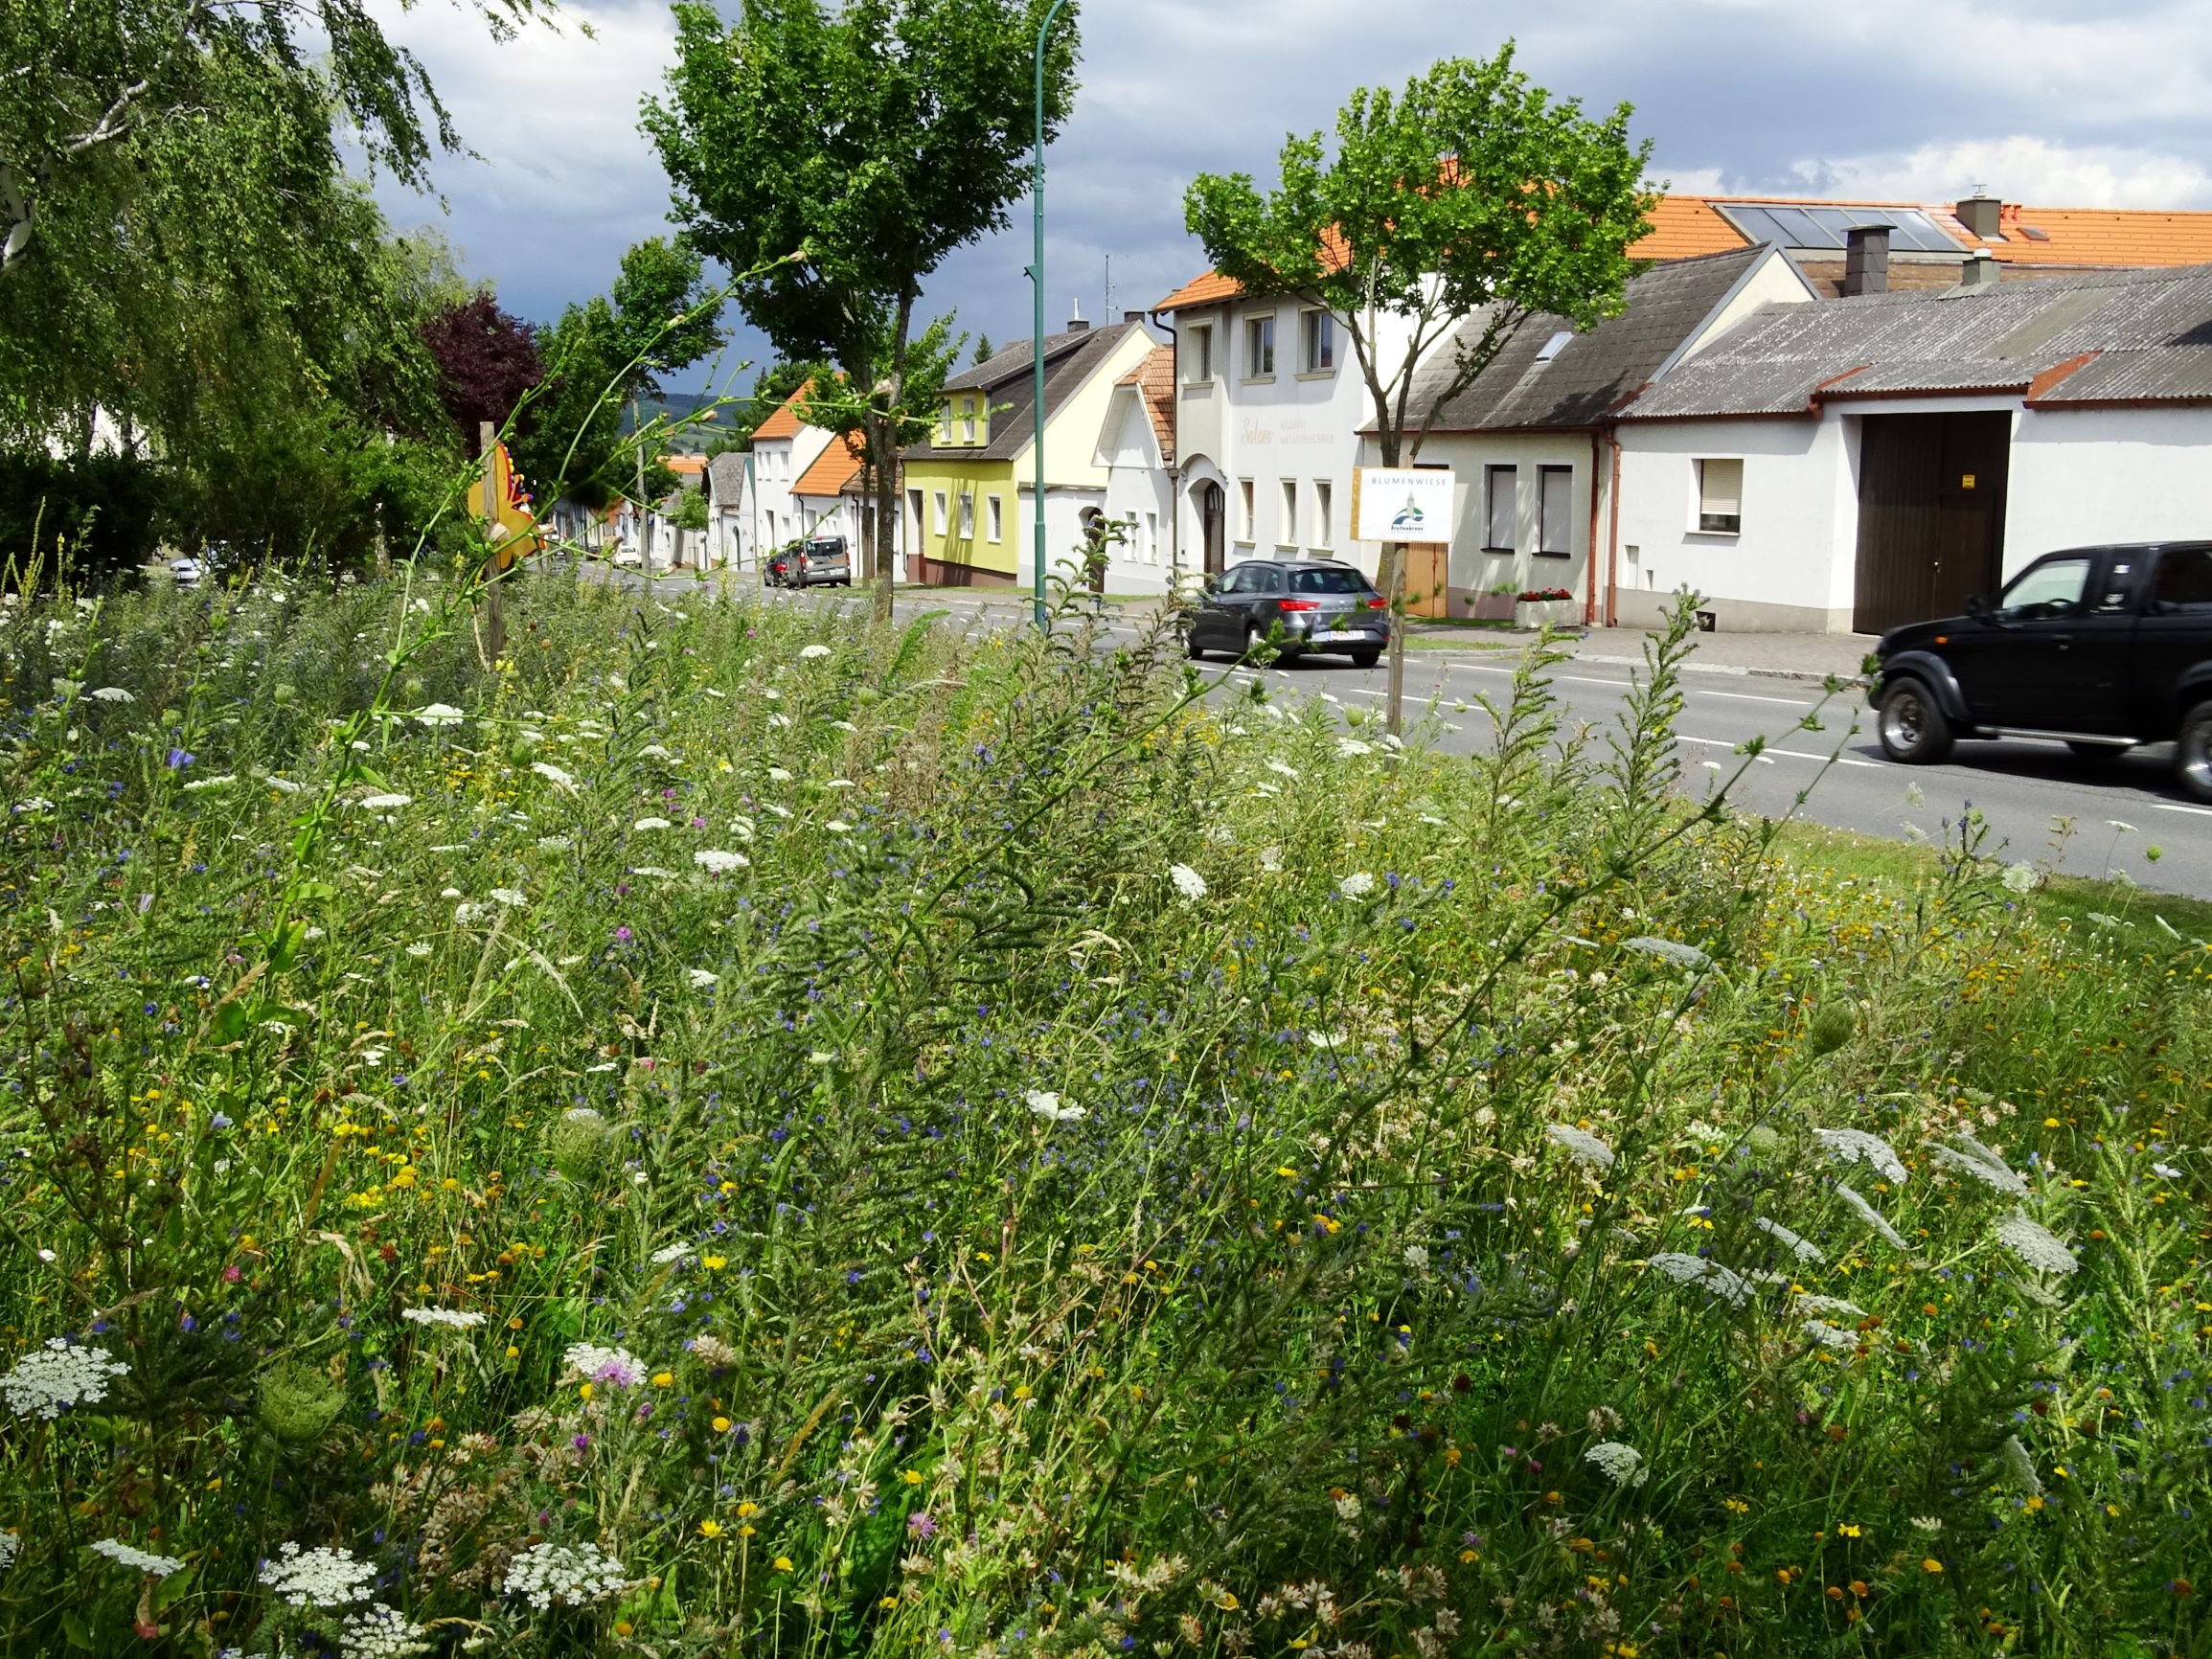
top-left (1631, 195), bottom-right (1746, 261)
top-left (1154, 231), bottom-right (1353, 311)
top-left (665, 454), bottom-right (707, 475)
top-left (790, 435), bottom-right (863, 499)
top-left (751, 379), bottom-right (814, 441)
top-left (1972, 204), bottom-right (2212, 266)
top-left (1118, 343), bottom-right (1176, 462)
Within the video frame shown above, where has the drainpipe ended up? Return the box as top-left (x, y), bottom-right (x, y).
top-left (1149, 306), bottom-right (1181, 592)
top-left (1604, 425), bottom-right (1624, 628)
top-left (1585, 428), bottom-right (1604, 626)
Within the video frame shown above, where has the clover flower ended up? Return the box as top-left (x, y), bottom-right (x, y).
top-left (1931, 1135), bottom-right (2029, 1197)
top-left (1584, 1442), bottom-right (1648, 1488)
top-left (1833, 1181), bottom-right (1910, 1249)
top-left (259, 1541), bottom-right (375, 1607)
top-left (562, 1343), bottom-right (647, 1389)
top-left (1754, 1216), bottom-right (1824, 1263)
top-left (1813, 1127), bottom-right (1906, 1184)
top-left (1543, 1123), bottom-right (1615, 1170)
top-left (339, 1602), bottom-right (430, 1658)
top-left (1647, 1252), bottom-right (1750, 1307)
top-left (1995, 1212), bottom-right (2079, 1276)
top-left (503, 1539), bottom-right (627, 1610)
top-left (3, 1339), bottom-right (128, 1420)
top-left (90, 1538), bottom-right (185, 1577)
top-left (400, 1307), bottom-right (486, 1330)
top-left (1623, 936), bottom-right (1711, 970)
top-left (694, 850), bottom-right (749, 874)
top-left (1025, 1091), bottom-right (1087, 1125)
top-left (1168, 864), bottom-right (1208, 901)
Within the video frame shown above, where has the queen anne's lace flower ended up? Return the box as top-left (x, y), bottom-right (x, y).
top-left (1802, 1319), bottom-right (1858, 1352)
top-left (259, 1542), bottom-right (375, 1607)
top-left (400, 1307), bottom-right (486, 1330)
top-left (3, 1339), bottom-right (128, 1420)
top-left (87, 687), bottom-right (135, 703)
top-left (1754, 1216), bottom-right (1823, 1263)
top-left (1795, 1292), bottom-right (1866, 1320)
top-left (562, 1343), bottom-right (647, 1389)
top-left (489, 888), bottom-right (527, 908)
top-left (1025, 1091), bottom-right (1087, 1125)
top-left (91, 1538), bottom-right (185, 1577)
top-left (798, 644), bottom-right (832, 659)
top-left (694, 849), bottom-right (749, 874)
top-left (340, 1602), bottom-right (430, 1658)
top-left (1647, 1253), bottom-right (1751, 1307)
top-left (1932, 1136), bottom-right (2030, 1196)
top-left (1168, 863), bottom-right (1208, 901)
top-left (413, 703), bottom-right (464, 727)
top-left (1544, 1123), bottom-right (1615, 1170)
top-left (531, 761), bottom-right (576, 788)
top-left (1813, 1127), bottom-right (1908, 1184)
top-left (1835, 1182), bottom-right (1911, 1249)
top-left (633, 816), bottom-right (673, 831)
top-left (650, 1241), bottom-right (692, 1265)
top-left (357, 793), bottom-right (412, 811)
top-left (503, 1539), bottom-right (626, 1610)
top-left (1995, 1212), bottom-right (2079, 1275)
top-left (1623, 936), bottom-right (1711, 969)
top-left (1338, 872), bottom-right (1377, 898)
top-left (2000, 862), bottom-right (2039, 894)
top-left (1585, 1442), bottom-right (1648, 1488)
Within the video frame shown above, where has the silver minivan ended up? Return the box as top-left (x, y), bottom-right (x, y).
top-left (790, 535), bottom-right (853, 588)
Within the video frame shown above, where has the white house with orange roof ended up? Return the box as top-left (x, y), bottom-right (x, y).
top-left (1092, 343), bottom-right (1180, 593)
top-left (748, 382), bottom-right (836, 557)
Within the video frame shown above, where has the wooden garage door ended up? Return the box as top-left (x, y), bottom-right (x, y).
top-left (1853, 413), bottom-right (2011, 635)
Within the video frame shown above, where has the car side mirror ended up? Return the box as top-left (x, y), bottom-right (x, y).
top-left (1963, 594), bottom-right (1986, 618)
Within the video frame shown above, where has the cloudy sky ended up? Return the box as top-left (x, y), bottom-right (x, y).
top-left (368, 0), bottom-right (2212, 397)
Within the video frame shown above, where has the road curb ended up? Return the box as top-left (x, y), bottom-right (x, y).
top-left (1570, 650), bottom-right (1863, 687)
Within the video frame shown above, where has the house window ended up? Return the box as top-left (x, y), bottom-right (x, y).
top-left (1313, 479), bottom-right (1333, 548)
top-left (1145, 511), bottom-right (1159, 561)
top-left (1697, 458), bottom-right (1743, 534)
top-left (987, 493), bottom-right (1003, 542)
top-left (958, 491), bottom-right (975, 538)
top-left (961, 398), bottom-right (976, 443)
top-left (932, 491), bottom-right (947, 535)
top-left (907, 488), bottom-right (924, 542)
top-left (1279, 480), bottom-right (1298, 547)
top-left (1485, 465), bottom-right (1517, 552)
top-left (1301, 309), bottom-right (1335, 374)
top-left (1186, 325), bottom-right (1213, 384)
top-left (1238, 479), bottom-right (1256, 542)
top-left (938, 404), bottom-right (951, 443)
top-left (1538, 466), bottom-right (1574, 557)
top-left (1244, 314), bottom-right (1275, 378)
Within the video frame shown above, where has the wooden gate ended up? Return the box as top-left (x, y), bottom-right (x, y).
top-left (1404, 544), bottom-right (1450, 618)
top-left (1853, 413), bottom-right (2010, 634)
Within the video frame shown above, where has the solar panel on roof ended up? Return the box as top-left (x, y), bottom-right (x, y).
top-left (1767, 206), bottom-right (1834, 247)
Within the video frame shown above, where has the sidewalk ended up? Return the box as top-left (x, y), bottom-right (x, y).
top-left (1571, 625), bottom-right (1876, 683)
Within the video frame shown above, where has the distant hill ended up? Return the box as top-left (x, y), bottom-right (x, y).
top-left (625, 392), bottom-right (724, 455)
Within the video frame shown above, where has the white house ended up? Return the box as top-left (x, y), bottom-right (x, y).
top-left (704, 451), bottom-right (752, 568)
top-left (749, 383), bottom-right (836, 557)
top-left (1611, 258), bottom-right (2212, 633)
top-left (1092, 343), bottom-right (1179, 593)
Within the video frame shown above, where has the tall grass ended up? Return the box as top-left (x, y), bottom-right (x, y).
top-left (0, 566), bottom-right (2206, 1658)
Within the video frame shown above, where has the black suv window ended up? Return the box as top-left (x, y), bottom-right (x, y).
top-left (1996, 557), bottom-right (2092, 622)
top-left (1290, 568), bottom-right (1366, 594)
top-left (2154, 548), bottom-right (2212, 612)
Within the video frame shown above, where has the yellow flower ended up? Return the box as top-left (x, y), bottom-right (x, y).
top-left (578, 1382), bottom-right (593, 1401)
top-left (703, 1256), bottom-right (727, 1271)
top-left (1921, 1558), bottom-right (1944, 1574)
top-left (1837, 1523), bottom-right (1861, 1537)
top-left (651, 1372), bottom-right (674, 1388)
top-left (737, 1502), bottom-right (758, 1517)
top-left (712, 1416), bottom-right (732, 1433)
top-left (1012, 1385), bottom-right (1033, 1400)
top-left (698, 1519), bottom-right (723, 1538)
top-left (613, 1621), bottom-right (634, 1637)
top-left (902, 1469), bottom-right (924, 1486)
top-left (773, 1556), bottom-right (793, 1572)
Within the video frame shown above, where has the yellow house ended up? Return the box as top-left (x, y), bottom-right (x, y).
top-left (901, 318), bottom-right (1155, 586)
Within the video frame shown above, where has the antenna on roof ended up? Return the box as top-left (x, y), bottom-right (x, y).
top-left (1106, 253), bottom-right (1113, 321)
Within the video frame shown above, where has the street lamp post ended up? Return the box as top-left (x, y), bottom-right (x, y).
top-left (1027, 0), bottom-right (1070, 633)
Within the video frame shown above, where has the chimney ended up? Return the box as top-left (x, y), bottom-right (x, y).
top-left (1067, 300), bottom-right (1089, 332)
top-left (1957, 249), bottom-right (2000, 291)
top-left (1842, 224), bottom-right (1891, 297)
top-left (1123, 309), bottom-right (1147, 326)
top-left (1955, 193), bottom-right (2003, 241)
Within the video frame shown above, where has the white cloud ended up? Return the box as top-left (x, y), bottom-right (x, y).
top-left (1783, 136), bottom-right (2212, 211)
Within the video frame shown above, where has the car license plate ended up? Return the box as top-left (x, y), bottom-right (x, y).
top-left (1312, 629), bottom-right (1364, 643)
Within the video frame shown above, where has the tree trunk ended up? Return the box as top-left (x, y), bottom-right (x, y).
top-left (1372, 422), bottom-right (1409, 736)
top-left (874, 289), bottom-right (915, 626)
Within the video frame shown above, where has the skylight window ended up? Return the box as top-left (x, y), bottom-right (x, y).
top-left (1535, 330), bottom-right (1574, 363)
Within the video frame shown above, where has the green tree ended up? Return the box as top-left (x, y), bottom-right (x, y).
top-left (971, 332), bottom-right (995, 367)
top-left (647, 0), bottom-right (1081, 619)
top-left (1185, 45), bottom-right (1654, 727)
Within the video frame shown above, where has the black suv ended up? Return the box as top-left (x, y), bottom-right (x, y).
top-left (1871, 540), bottom-right (2212, 801)
top-left (1185, 558), bottom-right (1390, 667)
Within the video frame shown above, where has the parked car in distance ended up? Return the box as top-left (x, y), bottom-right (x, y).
top-left (763, 550), bottom-right (792, 586)
top-left (791, 534), bottom-right (853, 588)
top-left (1185, 558), bottom-right (1389, 667)
top-left (1871, 540), bottom-right (2212, 800)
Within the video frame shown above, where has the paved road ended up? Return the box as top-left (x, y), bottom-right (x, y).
top-left (571, 566), bottom-right (2211, 898)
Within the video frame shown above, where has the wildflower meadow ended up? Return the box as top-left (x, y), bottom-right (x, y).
top-left (1, 562), bottom-right (2207, 1658)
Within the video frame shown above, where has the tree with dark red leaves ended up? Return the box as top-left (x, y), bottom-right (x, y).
top-left (419, 294), bottom-right (543, 452)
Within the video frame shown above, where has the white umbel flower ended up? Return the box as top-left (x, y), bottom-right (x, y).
top-left (1168, 863), bottom-right (1208, 901)
top-left (1834, 1182), bottom-right (1911, 1250)
top-left (1623, 936), bottom-right (1710, 969)
top-left (1995, 1212), bottom-right (2079, 1275)
top-left (1932, 1135), bottom-right (2029, 1197)
top-left (1647, 1252), bottom-right (1751, 1307)
top-left (650, 1241), bottom-right (693, 1265)
top-left (1813, 1127), bottom-right (1908, 1184)
top-left (694, 849), bottom-right (749, 873)
top-left (3, 1339), bottom-right (128, 1420)
top-left (502, 1539), bottom-right (627, 1610)
top-left (1585, 1441), bottom-right (1647, 1488)
top-left (1544, 1123), bottom-right (1615, 1170)
top-left (1802, 1319), bottom-right (1858, 1352)
top-left (413, 703), bottom-right (465, 727)
top-left (90, 1538), bottom-right (185, 1577)
top-left (87, 687), bottom-right (136, 703)
top-left (489, 888), bottom-right (527, 908)
top-left (686, 968), bottom-right (718, 989)
top-left (1754, 1216), bottom-right (1824, 1263)
top-left (561, 1343), bottom-right (646, 1389)
top-left (341, 1602), bottom-right (430, 1657)
top-left (632, 816), bottom-right (673, 831)
top-left (1338, 872), bottom-right (1377, 898)
top-left (531, 761), bottom-right (576, 789)
top-left (1024, 1090), bottom-right (1087, 1125)
top-left (258, 1541), bottom-right (375, 1607)
top-left (798, 644), bottom-right (832, 659)
top-left (2000, 862), bottom-right (2039, 894)
top-left (399, 1307), bottom-right (486, 1330)
top-left (356, 794), bottom-right (412, 811)
top-left (1999, 1434), bottom-right (2042, 1494)
top-left (1794, 1292), bottom-right (1866, 1320)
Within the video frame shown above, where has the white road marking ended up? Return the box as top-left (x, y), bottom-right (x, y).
top-left (2155, 803), bottom-right (2212, 818)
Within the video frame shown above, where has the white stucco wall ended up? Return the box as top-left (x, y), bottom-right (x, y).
top-left (1097, 389), bottom-right (1178, 593)
top-left (751, 424), bottom-right (833, 555)
top-left (1674, 255), bottom-right (1821, 364)
top-left (2004, 404), bottom-right (2212, 575)
top-left (1415, 431), bottom-right (1600, 611)
top-left (1612, 417), bottom-right (1861, 631)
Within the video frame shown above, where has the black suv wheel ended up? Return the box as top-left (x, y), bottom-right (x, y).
top-left (1877, 677), bottom-right (1954, 764)
top-left (2177, 701), bottom-right (2212, 803)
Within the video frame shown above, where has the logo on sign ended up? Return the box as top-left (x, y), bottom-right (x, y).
top-left (1389, 494), bottom-right (1426, 533)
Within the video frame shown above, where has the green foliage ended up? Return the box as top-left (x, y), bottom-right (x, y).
top-left (1184, 44), bottom-right (1656, 464)
top-left (0, 579), bottom-right (2205, 1657)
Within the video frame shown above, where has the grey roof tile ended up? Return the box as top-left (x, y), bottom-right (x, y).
top-left (902, 322), bottom-right (1143, 464)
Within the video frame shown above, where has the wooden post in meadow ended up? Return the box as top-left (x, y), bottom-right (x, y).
top-left (479, 420), bottom-right (506, 665)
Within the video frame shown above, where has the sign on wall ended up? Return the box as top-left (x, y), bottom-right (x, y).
top-left (1351, 466), bottom-right (1455, 544)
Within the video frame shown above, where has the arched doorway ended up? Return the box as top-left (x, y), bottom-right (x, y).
top-left (1197, 481), bottom-right (1225, 578)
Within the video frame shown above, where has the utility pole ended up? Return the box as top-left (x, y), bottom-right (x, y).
top-left (633, 397), bottom-right (650, 577)
top-left (1027, 0), bottom-right (1071, 634)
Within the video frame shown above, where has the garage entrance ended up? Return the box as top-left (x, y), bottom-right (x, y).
top-left (1852, 412), bottom-right (2011, 634)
